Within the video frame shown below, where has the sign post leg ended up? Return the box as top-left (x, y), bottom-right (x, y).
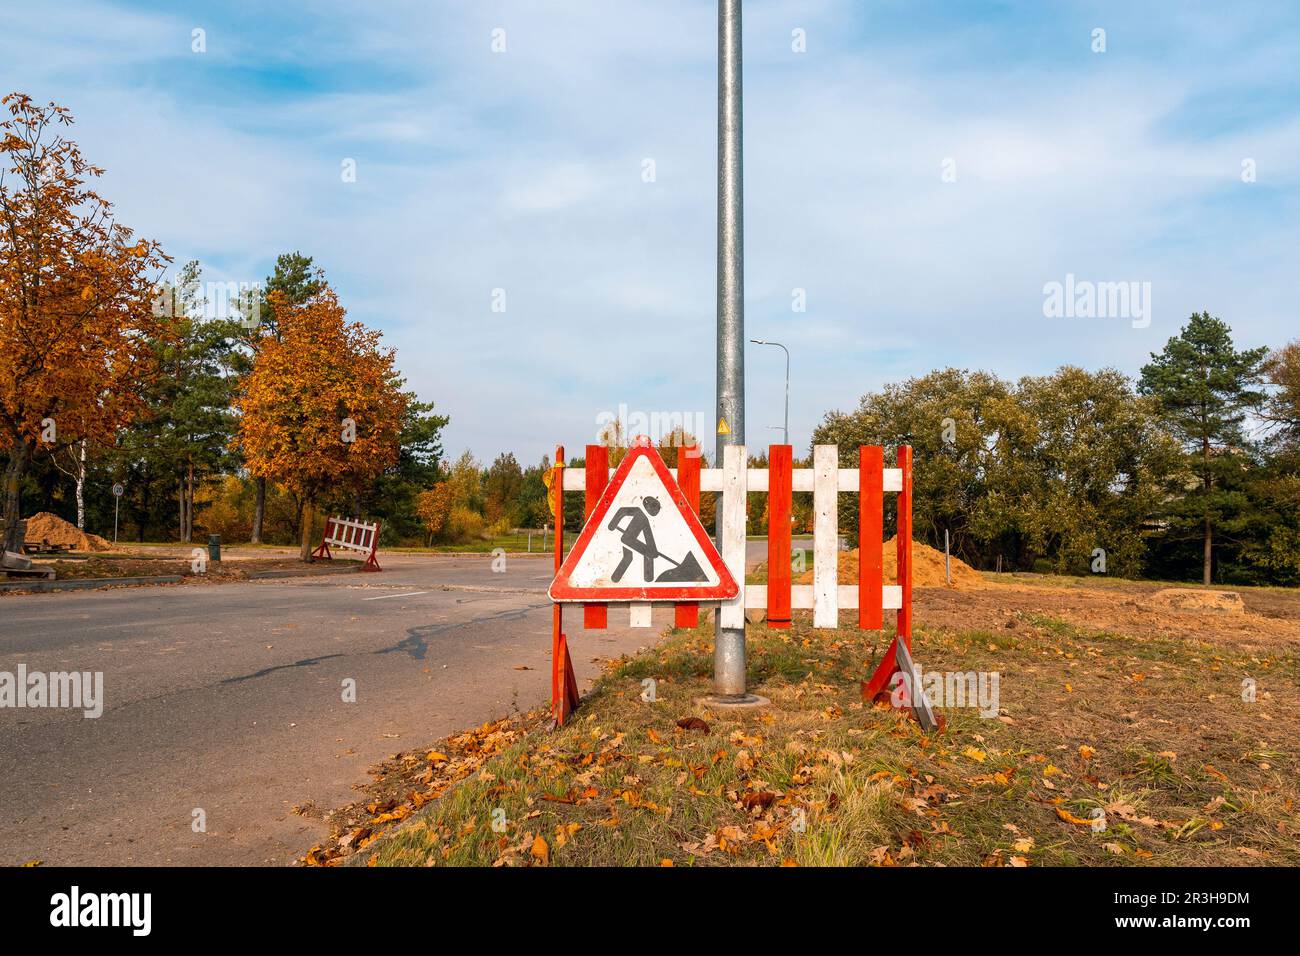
top-left (551, 446), bottom-right (580, 725)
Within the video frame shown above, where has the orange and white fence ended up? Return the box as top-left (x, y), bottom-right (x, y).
top-left (311, 516), bottom-right (383, 571)
top-left (548, 442), bottom-right (916, 723)
top-left (556, 443), bottom-right (912, 632)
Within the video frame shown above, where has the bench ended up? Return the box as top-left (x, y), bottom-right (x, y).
top-left (311, 516), bottom-right (382, 572)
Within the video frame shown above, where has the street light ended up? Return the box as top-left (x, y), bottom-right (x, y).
top-left (750, 338), bottom-right (789, 446)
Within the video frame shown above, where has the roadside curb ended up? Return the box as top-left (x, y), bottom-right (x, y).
top-left (248, 564), bottom-right (363, 580)
top-left (0, 575), bottom-right (184, 593)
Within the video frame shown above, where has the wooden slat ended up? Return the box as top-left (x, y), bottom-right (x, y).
top-left (583, 445), bottom-right (608, 629)
top-left (562, 466), bottom-right (901, 493)
top-left (718, 444), bottom-right (747, 630)
top-left (897, 445), bottom-right (913, 650)
top-left (812, 445), bottom-right (838, 628)
top-left (674, 448), bottom-right (702, 628)
top-left (858, 445), bottom-right (883, 630)
top-left (551, 446), bottom-right (566, 722)
top-left (745, 584), bottom-right (901, 610)
top-left (629, 604), bottom-right (653, 628)
top-left (767, 444), bottom-right (792, 628)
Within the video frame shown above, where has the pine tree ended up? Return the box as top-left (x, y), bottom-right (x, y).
top-left (1138, 312), bottom-right (1267, 584)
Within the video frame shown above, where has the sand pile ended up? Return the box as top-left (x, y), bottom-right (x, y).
top-left (23, 512), bottom-right (113, 552)
top-left (1144, 588), bottom-right (1245, 615)
top-left (794, 535), bottom-right (984, 589)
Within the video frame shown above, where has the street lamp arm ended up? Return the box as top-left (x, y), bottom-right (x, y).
top-left (749, 338), bottom-right (790, 447)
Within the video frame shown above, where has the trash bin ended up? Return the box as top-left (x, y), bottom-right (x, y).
top-left (207, 534), bottom-right (221, 563)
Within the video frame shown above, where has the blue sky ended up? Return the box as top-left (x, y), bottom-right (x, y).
top-left (4, 0), bottom-right (1298, 464)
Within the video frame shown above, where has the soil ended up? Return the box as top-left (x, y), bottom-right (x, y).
top-left (1144, 588), bottom-right (1245, 614)
top-left (917, 577), bottom-right (1300, 651)
top-left (22, 512), bottom-right (113, 552)
top-left (795, 535), bottom-right (985, 589)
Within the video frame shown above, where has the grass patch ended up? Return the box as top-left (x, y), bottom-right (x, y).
top-left (320, 600), bottom-right (1297, 868)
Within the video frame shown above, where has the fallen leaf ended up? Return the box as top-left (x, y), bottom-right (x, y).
top-left (1055, 807), bottom-right (1094, 827)
top-left (741, 791), bottom-right (778, 811)
top-left (530, 835), bottom-right (550, 865)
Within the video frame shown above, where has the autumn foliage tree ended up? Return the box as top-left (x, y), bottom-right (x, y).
top-left (415, 482), bottom-right (453, 544)
top-left (0, 93), bottom-right (169, 552)
top-left (234, 281), bottom-right (406, 559)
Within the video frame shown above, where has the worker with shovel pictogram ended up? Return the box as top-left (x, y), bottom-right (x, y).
top-left (607, 496), bottom-right (709, 585)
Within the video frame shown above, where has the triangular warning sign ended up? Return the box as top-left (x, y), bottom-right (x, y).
top-left (549, 443), bottom-right (738, 602)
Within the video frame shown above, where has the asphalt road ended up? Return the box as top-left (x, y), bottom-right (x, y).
top-left (0, 552), bottom-right (669, 866)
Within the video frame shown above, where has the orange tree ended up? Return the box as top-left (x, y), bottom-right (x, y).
top-left (0, 93), bottom-right (169, 552)
top-left (415, 482), bottom-right (453, 544)
top-left (234, 282), bottom-right (406, 559)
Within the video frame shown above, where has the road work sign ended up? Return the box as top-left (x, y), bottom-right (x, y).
top-left (549, 442), bottom-right (738, 602)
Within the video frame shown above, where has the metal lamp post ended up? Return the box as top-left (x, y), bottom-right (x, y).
top-left (750, 338), bottom-right (789, 446)
top-left (712, 0), bottom-right (749, 701)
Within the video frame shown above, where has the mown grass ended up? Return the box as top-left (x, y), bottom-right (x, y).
top-left (357, 610), bottom-right (1298, 867)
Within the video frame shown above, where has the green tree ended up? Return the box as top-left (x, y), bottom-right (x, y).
top-left (813, 368), bottom-right (1017, 566)
top-left (1138, 312), bottom-right (1267, 584)
top-left (516, 455), bottom-right (552, 529)
top-left (1013, 367), bottom-right (1176, 575)
top-left (1238, 340), bottom-right (1300, 583)
top-left (360, 395), bottom-right (448, 542)
top-left (483, 452), bottom-right (524, 526)
top-left (147, 261), bottom-right (242, 542)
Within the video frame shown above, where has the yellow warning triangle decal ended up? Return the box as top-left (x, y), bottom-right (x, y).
top-left (716, 417), bottom-right (730, 435)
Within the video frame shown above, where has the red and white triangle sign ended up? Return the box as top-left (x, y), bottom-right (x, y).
top-left (549, 443), bottom-right (738, 602)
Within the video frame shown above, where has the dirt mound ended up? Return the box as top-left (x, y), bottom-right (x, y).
top-left (794, 535), bottom-right (984, 589)
top-left (23, 512), bottom-right (113, 552)
top-left (1144, 588), bottom-right (1245, 615)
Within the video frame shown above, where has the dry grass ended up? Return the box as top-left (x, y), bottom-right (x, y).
top-left (319, 582), bottom-right (1298, 867)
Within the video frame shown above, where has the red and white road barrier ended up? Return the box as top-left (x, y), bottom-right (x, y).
top-left (547, 442), bottom-right (923, 726)
top-left (558, 443), bottom-right (912, 633)
top-left (311, 516), bottom-right (382, 572)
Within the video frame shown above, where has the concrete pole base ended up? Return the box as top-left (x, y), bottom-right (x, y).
top-left (696, 693), bottom-right (771, 713)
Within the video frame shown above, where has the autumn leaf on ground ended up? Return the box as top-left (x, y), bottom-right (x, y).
top-left (554, 823), bottom-right (582, 849)
top-left (1055, 807), bottom-right (1095, 826)
top-left (530, 835), bottom-right (550, 865)
top-left (1078, 744), bottom-right (1096, 761)
top-left (741, 791), bottom-right (778, 811)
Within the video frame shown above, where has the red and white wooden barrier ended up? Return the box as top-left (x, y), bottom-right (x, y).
top-left (547, 442), bottom-right (917, 725)
top-left (557, 444), bottom-right (911, 632)
top-left (311, 516), bottom-right (383, 572)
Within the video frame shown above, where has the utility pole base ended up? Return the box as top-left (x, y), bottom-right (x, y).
top-left (697, 693), bottom-right (770, 712)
